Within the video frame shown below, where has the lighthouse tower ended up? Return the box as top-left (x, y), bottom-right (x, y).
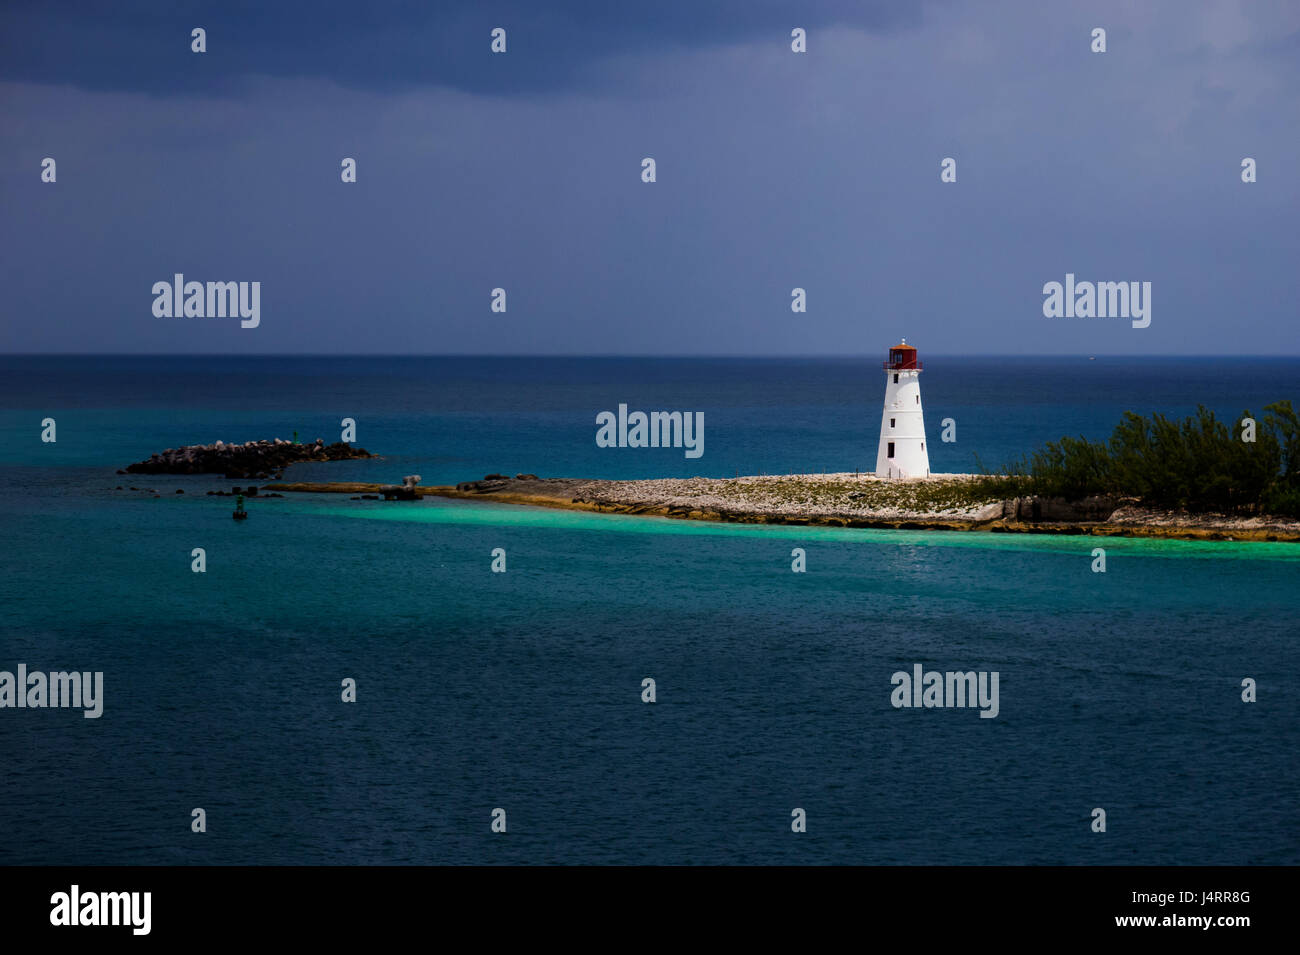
top-left (874, 340), bottom-right (930, 479)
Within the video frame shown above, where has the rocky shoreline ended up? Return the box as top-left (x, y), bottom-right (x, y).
top-left (263, 472), bottom-right (1300, 543)
top-left (123, 437), bottom-right (374, 479)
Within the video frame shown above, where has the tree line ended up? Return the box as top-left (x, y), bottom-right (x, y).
top-left (977, 400), bottom-right (1299, 517)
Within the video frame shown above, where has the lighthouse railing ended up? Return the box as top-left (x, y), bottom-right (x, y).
top-left (882, 360), bottom-right (922, 370)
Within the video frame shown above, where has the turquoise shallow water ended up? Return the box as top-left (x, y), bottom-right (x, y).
top-left (320, 497), bottom-right (1300, 560)
top-left (1, 356), bottom-right (1297, 864)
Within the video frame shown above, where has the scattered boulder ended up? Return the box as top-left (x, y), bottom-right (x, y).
top-left (516, 473), bottom-right (538, 481)
top-left (457, 477), bottom-right (510, 493)
top-left (1003, 496), bottom-right (1118, 522)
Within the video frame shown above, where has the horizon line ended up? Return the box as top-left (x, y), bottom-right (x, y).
top-left (4, 352), bottom-right (1300, 360)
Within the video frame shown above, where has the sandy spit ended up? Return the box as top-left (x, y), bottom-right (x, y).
top-left (264, 472), bottom-right (1300, 543)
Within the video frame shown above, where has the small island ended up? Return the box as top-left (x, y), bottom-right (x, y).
top-left (123, 437), bottom-right (374, 479)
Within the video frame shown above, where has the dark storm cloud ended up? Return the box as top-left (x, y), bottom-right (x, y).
top-left (0, 0), bottom-right (926, 95)
top-left (1, 0), bottom-right (1298, 355)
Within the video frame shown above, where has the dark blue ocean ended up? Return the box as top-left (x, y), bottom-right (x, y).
top-left (1, 355), bottom-right (1297, 865)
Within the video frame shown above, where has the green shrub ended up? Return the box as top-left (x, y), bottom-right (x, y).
top-left (988, 401), bottom-right (1299, 517)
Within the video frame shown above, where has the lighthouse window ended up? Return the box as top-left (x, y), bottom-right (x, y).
top-left (890, 418), bottom-right (895, 428)
top-left (887, 442), bottom-right (895, 458)
top-left (915, 395), bottom-right (918, 404)
top-left (893, 374), bottom-right (899, 383)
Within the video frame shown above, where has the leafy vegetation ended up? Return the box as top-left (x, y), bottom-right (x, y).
top-left (980, 401), bottom-right (1300, 517)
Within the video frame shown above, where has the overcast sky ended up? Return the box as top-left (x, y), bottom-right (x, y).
top-left (2, 0), bottom-right (1298, 355)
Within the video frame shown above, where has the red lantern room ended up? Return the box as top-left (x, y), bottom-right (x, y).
top-left (883, 339), bottom-right (921, 371)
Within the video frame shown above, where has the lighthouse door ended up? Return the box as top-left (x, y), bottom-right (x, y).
top-left (887, 441), bottom-right (895, 458)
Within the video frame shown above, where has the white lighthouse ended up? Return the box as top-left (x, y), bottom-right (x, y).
top-left (874, 340), bottom-right (930, 479)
